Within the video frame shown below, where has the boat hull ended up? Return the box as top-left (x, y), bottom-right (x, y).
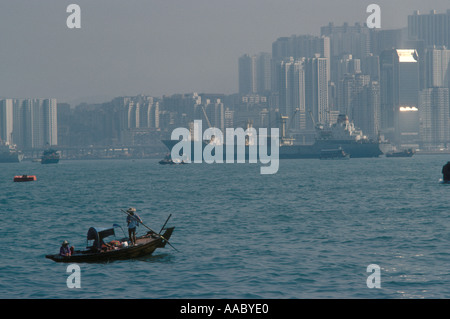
top-left (41, 149), bottom-right (60, 164)
top-left (45, 227), bottom-right (175, 263)
top-left (0, 152), bottom-right (24, 163)
top-left (161, 139), bottom-right (383, 160)
top-left (41, 158), bottom-right (60, 164)
top-left (385, 150), bottom-right (414, 157)
top-left (14, 175), bottom-right (36, 182)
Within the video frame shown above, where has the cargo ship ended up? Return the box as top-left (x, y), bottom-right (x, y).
top-left (161, 115), bottom-right (384, 160)
top-left (0, 142), bottom-right (24, 163)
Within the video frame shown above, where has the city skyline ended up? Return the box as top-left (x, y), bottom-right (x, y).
top-left (1, 1), bottom-right (450, 105)
top-left (1, 2), bottom-right (450, 151)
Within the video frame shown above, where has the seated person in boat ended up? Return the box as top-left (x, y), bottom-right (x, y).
top-left (60, 240), bottom-right (72, 256)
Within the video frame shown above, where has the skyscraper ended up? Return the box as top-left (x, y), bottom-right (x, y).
top-left (304, 57), bottom-right (330, 128)
top-left (379, 49), bottom-right (419, 143)
top-left (370, 28), bottom-right (404, 56)
top-left (361, 81), bottom-right (381, 139)
top-left (408, 10), bottom-right (450, 48)
top-left (7, 98), bottom-right (58, 149)
top-left (238, 54), bottom-right (257, 95)
top-left (320, 22), bottom-right (371, 61)
top-left (425, 47), bottom-right (450, 89)
top-left (239, 53), bottom-right (272, 95)
top-left (271, 35), bottom-right (330, 62)
top-left (277, 58), bottom-right (306, 131)
top-left (203, 98), bottom-right (225, 131)
top-left (0, 99), bottom-right (14, 145)
top-left (256, 52), bottom-right (272, 94)
top-left (419, 87), bottom-right (450, 147)
top-left (271, 35), bottom-right (330, 92)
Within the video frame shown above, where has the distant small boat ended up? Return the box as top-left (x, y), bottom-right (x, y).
top-left (41, 148), bottom-right (60, 164)
top-left (159, 153), bottom-right (188, 165)
top-left (320, 148), bottom-right (350, 160)
top-left (14, 175), bottom-right (36, 182)
top-left (385, 149), bottom-right (415, 157)
top-left (159, 158), bottom-right (175, 165)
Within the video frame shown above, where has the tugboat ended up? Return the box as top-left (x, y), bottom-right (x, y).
top-left (41, 148), bottom-right (60, 164)
top-left (159, 153), bottom-right (188, 165)
top-left (385, 148), bottom-right (415, 157)
top-left (159, 153), bottom-right (175, 165)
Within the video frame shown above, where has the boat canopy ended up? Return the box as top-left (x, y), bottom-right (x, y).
top-left (86, 226), bottom-right (117, 249)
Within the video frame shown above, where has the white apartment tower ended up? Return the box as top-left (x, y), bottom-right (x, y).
top-left (0, 98), bottom-right (58, 149)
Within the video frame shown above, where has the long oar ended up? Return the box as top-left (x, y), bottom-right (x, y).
top-left (121, 209), bottom-right (179, 252)
top-left (159, 214), bottom-right (172, 234)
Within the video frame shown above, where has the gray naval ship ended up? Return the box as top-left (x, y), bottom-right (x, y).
top-left (0, 142), bottom-right (24, 163)
top-left (161, 114), bottom-right (384, 160)
top-left (278, 114), bottom-right (384, 159)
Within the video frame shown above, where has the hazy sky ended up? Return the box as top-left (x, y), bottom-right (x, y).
top-left (0, 0), bottom-right (449, 105)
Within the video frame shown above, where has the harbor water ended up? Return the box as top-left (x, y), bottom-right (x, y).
top-left (1, 155), bottom-right (450, 298)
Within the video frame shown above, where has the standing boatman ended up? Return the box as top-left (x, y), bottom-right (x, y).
top-left (126, 207), bottom-right (142, 246)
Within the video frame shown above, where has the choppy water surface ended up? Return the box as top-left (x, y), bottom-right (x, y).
top-left (1, 155), bottom-right (450, 298)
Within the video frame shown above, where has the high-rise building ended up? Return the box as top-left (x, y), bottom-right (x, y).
top-left (239, 53), bottom-right (272, 95)
top-left (408, 10), bottom-right (450, 48)
top-left (370, 28), bottom-right (404, 56)
top-left (379, 49), bottom-right (419, 143)
top-left (271, 35), bottom-right (330, 92)
top-left (43, 98), bottom-right (58, 147)
top-left (256, 52), bottom-right (272, 94)
top-left (361, 81), bottom-right (381, 139)
top-left (333, 54), bottom-right (361, 84)
top-left (320, 22), bottom-right (371, 60)
top-left (238, 54), bottom-right (257, 95)
top-left (333, 54), bottom-right (361, 114)
top-left (339, 73), bottom-right (369, 121)
top-left (419, 87), bottom-right (450, 147)
top-left (277, 58), bottom-right (306, 131)
top-left (397, 50), bottom-right (420, 108)
top-left (57, 103), bottom-right (71, 147)
top-left (6, 98), bottom-right (58, 149)
top-left (304, 57), bottom-right (330, 128)
top-left (114, 95), bottom-right (159, 130)
top-left (425, 47), bottom-right (450, 88)
top-left (363, 54), bottom-right (380, 82)
top-left (337, 73), bottom-right (380, 139)
top-left (203, 98), bottom-right (225, 131)
top-left (0, 99), bottom-right (14, 145)
top-left (272, 35), bottom-right (330, 62)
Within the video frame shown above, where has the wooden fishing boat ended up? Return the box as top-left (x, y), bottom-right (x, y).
top-left (45, 224), bottom-right (175, 263)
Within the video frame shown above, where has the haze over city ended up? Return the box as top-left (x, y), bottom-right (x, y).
top-left (1, 0), bottom-right (449, 105)
top-left (4, 1), bottom-right (450, 302)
